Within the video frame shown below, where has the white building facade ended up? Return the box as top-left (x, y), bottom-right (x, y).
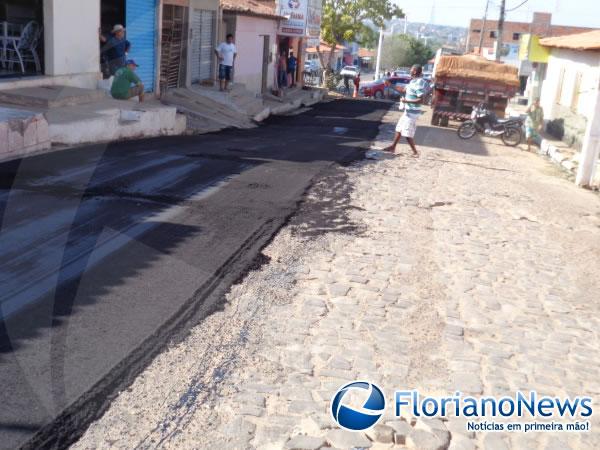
top-left (539, 31), bottom-right (600, 187)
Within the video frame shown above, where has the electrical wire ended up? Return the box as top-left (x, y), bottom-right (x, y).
top-left (506, 0), bottom-right (530, 12)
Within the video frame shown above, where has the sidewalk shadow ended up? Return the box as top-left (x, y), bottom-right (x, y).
top-left (416, 123), bottom-right (490, 156)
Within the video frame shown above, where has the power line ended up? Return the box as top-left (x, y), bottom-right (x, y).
top-left (506, 0), bottom-right (529, 12)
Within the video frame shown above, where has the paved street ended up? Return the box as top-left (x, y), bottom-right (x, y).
top-left (0, 100), bottom-right (388, 450)
top-left (72, 107), bottom-right (600, 449)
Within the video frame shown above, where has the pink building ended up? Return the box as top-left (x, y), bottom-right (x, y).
top-left (221, 0), bottom-right (284, 94)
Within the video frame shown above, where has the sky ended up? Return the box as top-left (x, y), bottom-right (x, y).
top-left (395, 0), bottom-right (600, 29)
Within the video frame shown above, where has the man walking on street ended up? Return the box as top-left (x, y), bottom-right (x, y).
top-left (110, 60), bottom-right (145, 102)
top-left (215, 34), bottom-right (237, 92)
top-left (383, 64), bottom-right (426, 157)
top-left (100, 24), bottom-right (131, 76)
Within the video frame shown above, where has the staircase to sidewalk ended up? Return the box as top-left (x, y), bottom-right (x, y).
top-left (162, 83), bottom-right (327, 133)
top-left (0, 85), bottom-right (186, 160)
top-left (161, 83), bottom-right (270, 133)
top-left (263, 86), bottom-right (326, 115)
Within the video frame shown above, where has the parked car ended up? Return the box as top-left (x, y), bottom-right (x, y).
top-left (360, 76), bottom-right (411, 99)
top-left (340, 65), bottom-right (359, 78)
top-left (304, 60), bottom-right (319, 74)
top-left (385, 76), bottom-right (411, 98)
top-left (360, 78), bottom-right (386, 98)
top-left (393, 69), bottom-right (410, 77)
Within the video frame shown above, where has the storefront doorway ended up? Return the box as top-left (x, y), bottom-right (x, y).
top-left (160, 4), bottom-right (187, 91)
top-left (101, 0), bottom-right (126, 36)
top-left (0, 0), bottom-right (44, 79)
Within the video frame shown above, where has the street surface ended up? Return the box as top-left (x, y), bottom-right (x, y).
top-left (72, 108), bottom-right (600, 449)
top-left (0, 100), bottom-right (388, 450)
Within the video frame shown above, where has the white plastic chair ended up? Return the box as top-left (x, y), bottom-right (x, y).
top-left (5, 21), bottom-right (42, 74)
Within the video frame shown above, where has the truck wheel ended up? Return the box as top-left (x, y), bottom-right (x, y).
top-left (431, 114), bottom-right (440, 126)
top-left (440, 116), bottom-right (449, 127)
top-left (374, 90), bottom-right (384, 99)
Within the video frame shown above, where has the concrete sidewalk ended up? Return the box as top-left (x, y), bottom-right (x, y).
top-left (0, 86), bottom-right (186, 160)
top-left (73, 108), bottom-right (600, 450)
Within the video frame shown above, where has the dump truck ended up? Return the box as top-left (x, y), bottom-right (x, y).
top-left (430, 54), bottom-right (520, 127)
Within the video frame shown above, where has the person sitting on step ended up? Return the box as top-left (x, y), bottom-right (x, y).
top-left (111, 60), bottom-right (145, 102)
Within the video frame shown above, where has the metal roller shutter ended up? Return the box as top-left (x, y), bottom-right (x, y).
top-left (126, 0), bottom-right (157, 93)
top-left (190, 9), bottom-right (202, 82)
top-left (199, 10), bottom-right (215, 82)
top-left (191, 9), bottom-right (215, 83)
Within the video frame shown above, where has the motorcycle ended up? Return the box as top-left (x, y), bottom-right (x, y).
top-left (457, 103), bottom-right (523, 146)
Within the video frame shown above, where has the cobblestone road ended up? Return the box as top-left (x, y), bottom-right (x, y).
top-left (73, 107), bottom-right (600, 450)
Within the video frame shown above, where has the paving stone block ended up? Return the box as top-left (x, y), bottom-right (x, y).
top-left (365, 424), bottom-right (394, 443)
top-left (386, 420), bottom-right (412, 445)
top-left (325, 429), bottom-right (372, 448)
top-left (406, 429), bottom-right (448, 450)
top-left (284, 435), bottom-right (326, 450)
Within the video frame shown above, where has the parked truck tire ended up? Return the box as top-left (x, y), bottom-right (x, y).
top-left (440, 115), bottom-right (449, 127)
top-left (431, 113), bottom-right (440, 126)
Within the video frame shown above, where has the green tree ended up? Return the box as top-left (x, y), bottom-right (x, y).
top-left (317, 0), bottom-right (403, 87)
top-left (380, 34), bottom-right (435, 70)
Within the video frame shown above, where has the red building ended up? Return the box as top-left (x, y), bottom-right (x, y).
top-left (466, 12), bottom-right (596, 55)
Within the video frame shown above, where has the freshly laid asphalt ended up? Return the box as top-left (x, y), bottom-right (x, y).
top-left (0, 99), bottom-right (389, 449)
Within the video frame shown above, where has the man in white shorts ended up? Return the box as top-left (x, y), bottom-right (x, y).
top-left (383, 64), bottom-right (427, 157)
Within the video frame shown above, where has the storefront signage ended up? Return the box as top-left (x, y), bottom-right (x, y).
top-left (278, 0), bottom-right (308, 36)
top-left (306, 0), bottom-right (322, 47)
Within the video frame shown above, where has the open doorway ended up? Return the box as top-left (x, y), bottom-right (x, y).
top-left (100, 0), bottom-right (126, 79)
top-left (0, 0), bottom-right (44, 79)
top-left (101, 0), bottom-right (126, 34)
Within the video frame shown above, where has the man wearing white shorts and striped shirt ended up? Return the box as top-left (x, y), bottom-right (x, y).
top-left (383, 64), bottom-right (427, 157)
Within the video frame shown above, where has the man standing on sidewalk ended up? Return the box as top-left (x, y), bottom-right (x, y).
top-left (287, 52), bottom-right (297, 87)
top-left (215, 34), bottom-right (237, 92)
top-left (383, 64), bottom-right (427, 157)
top-left (100, 24), bottom-right (131, 76)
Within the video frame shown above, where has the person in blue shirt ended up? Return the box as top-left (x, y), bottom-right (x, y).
top-left (100, 24), bottom-right (131, 76)
top-left (287, 52), bottom-right (298, 87)
top-left (383, 64), bottom-right (427, 157)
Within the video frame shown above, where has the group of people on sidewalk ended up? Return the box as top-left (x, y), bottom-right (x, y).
top-left (100, 24), bottom-right (145, 102)
top-left (99, 27), bottom-right (241, 101)
top-left (278, 51), bottom-right (298, 89)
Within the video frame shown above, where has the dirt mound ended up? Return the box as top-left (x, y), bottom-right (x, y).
top-left (435, 55), bottom-right (520, 87)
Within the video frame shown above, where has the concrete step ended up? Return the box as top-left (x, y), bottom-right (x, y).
top-left (264, 88), bottom-right (327, 115)
top-left (0, 85), bottom-right (107, 108)
top-left (44, 99), bottom-right (187, 146)
top-left (0, 106), bottom-right (51, 161)
top-left (189, 84), bottom-right (268, 120)
top-left (162, 88), bottom-right (257, 129)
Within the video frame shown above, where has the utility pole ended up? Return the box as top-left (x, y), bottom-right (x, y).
top-left (404, 15), bottom-right (408, 34)
top-left (478, 0), bottom-right (490, 55)
top-left (375, 27), bottom-right (384, 78)
top-left (496, 0), bottom-right (506, 61)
